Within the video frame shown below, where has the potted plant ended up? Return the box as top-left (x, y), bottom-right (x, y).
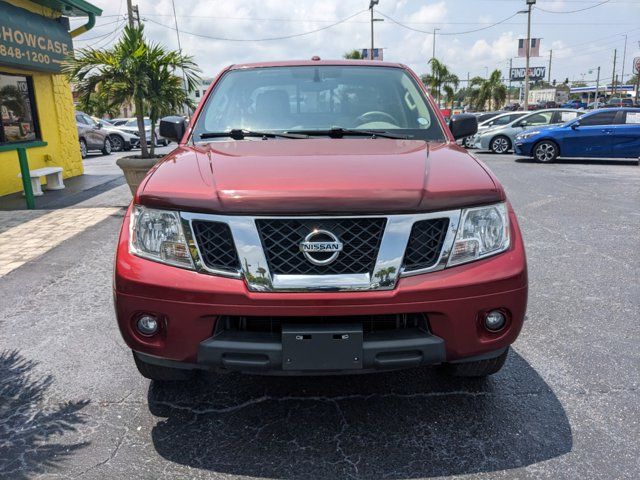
top-left (64, 26), bottom-right (199, 194)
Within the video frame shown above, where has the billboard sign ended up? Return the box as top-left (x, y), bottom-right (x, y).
top-left (510, 66), bottom-right (547, 81)
top-left (361, 48), bottom-right (383, 60)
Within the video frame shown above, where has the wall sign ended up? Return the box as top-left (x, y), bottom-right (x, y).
top-left (0, 2), bottom-right (73, 73)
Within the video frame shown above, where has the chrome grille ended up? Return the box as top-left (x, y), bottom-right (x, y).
top-left (402, 218), bottom-right (449, 272)
top-left (256, 218), bottom-right (386, 275)
top-left (192, 220), bottom-right (240, 272)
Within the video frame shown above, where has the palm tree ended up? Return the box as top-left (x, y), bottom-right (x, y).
top-left (343, 50), bottom-right (363, 59)
top-left (469, 70), bottom-right (507, 111)
top-left (422, 59), bottom-right (459, 107)
top-left (64, 25), bottom-right (200, 158)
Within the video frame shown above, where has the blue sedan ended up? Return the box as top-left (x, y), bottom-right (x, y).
top-left (514, 108), bottom-right (640, 163)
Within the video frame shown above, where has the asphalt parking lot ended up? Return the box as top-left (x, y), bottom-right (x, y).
top-left (1, 152), bottom-right (638, 479)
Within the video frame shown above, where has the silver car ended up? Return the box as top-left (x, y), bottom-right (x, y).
top-left (474, 109), bottom-right (582, 153)
top-left (117, 117), bottom-right (169, 147)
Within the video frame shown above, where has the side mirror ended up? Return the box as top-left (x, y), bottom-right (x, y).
top-left (95, 121), bottom-right (102, 129)
top-left (571, 121), bottom-right (580, 130)
top-left (159, 116), bottom-right (188, 143)
top-left (518, 121), bottom-right (528, 127)
top-left (449, 113), bottom-right (478, 140)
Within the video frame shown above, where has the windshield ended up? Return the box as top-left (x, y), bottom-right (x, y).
top-left (191, 65), bottom-right (445, 141)
top-left (125, 119), bottom-right (150, 127)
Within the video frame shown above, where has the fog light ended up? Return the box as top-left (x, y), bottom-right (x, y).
top-left (137, 315), bottom-right (158, 336)
top-left (484, 310), bottom-right (506, 332)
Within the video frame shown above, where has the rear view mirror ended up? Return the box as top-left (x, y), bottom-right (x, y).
top-left (159, 116), bottom-right (188, 143)
top-left (449, 114), bottom-right (478, 140)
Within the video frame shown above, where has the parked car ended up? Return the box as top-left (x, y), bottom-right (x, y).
top-left (116, 117), bottom-right (169, 147)
top-left (561, 99), bottom-right (587, 109)
top-left (458, 111), bottom-right (504, 147)
top-left (514, 107), bottom-right (640, 162)
top-left (503, 103), bottom-right (521, 111)
top-left (75, 111), bottom-right (112, 158)
top-left (90, 116), bottom-right (136, 152)
top-left (462, 111), bottom-right (527, 148)
top-left (474, 108), bottom-right (582, 153)
top-left (114, 59), bottom-right (527, 381)
top-left (536, 101), bottom-right (558, 109)
top-left (605, 97), bottom-right (634, 108)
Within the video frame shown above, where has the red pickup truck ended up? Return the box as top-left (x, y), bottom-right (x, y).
top-left (114, 59), bottom-right (527, 381)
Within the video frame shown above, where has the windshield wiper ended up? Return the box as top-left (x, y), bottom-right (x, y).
top-left (287, 127), bottom-right (410, 140)
top-left (199, 129), bottom-right (308, 140)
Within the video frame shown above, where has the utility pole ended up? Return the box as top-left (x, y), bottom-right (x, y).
top-left (611, 49), bottom-right (617, 96)
top-left (595, 65), bottom-right (601, 107)
top-left (548, 49), bottom-right (552, 84)
top-left (171, 0), bottom-right (190, 115)
top-left (523, 0), bottom-right (535, 111)
top-left (126, 0), bottom-right (135, 28)
top-left (508, 58), bottom-right (513, 103)
top-left (620, 34), bottom-right (627, 86)
top-left (432, 28), bottom-right (440, 63)
top-left (369, 1), bottom-right (380, 60)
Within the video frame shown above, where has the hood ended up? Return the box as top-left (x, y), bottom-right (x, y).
top-left (137, 139), bottom-right (503, 214)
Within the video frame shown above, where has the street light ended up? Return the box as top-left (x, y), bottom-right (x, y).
top-left (523, 0), bottom-right (536, 111)
top-left (432, 28), bottom-right (440, 63)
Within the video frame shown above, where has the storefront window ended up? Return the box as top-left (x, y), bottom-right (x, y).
top-left (0, 72), bottom-right (39, 144)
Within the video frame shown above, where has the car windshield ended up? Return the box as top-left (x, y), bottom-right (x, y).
top-left (191, 65), bottom-right (445, 141)
top-left (125, 119), bottom-right (151, 127)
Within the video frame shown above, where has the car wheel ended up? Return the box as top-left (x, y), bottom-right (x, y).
top-left (133, 352), bottom-right (197, 382)
top-left (533, 140), bottom-right (559, 163)
top-left (101, 137), bottom-right (112, 155)
top-left (109, 135), bottom-right (124, 152)
top-left (80, 139), bottom-right (87, 159)
top-left (490, 135), bottom-right (511, 154)
top-left (442, 348), bottom-right (509, 377)
top-left (462, 136), bottom-right (474, 148)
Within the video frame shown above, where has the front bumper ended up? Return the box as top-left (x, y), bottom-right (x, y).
top-left (474, 134), bottom-right (491, 150)
top-left (114, 208), bottom-right (528, 374)
top-left (514, 140), bottom-right (534, 156)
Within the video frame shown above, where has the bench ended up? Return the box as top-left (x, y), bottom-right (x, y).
top-left (17, 166), bottom-right (64, 196)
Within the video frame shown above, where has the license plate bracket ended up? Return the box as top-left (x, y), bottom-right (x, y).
top-left (282, 324), bottom-right (363, 371)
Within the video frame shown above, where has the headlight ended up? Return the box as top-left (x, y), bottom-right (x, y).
top-left (448, 203), bottom-right (510, 267)
top-left (129, 206), bottom-right (193, 268)
top-left (516, 130), bottom-right (540, 140)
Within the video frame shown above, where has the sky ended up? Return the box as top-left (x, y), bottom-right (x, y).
top-left (71, 0), bottom-right (640, 87)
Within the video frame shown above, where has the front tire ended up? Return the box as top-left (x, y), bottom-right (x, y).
top-left (462, 136), bottom-right (474, 148)
top-left (101, 137), bottom-right (112, 155)
top-left (533, 140), bottom-right (559, 163)
top-left (109, 135), bottom-right (124, 152)
top-left (442, 348), bottom-right (509, 377)
top-left (133, 352), bottom-right (197, 382)
top-left (490, 135), bottom-right (511, 154)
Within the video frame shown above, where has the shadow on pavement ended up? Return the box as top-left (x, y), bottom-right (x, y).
top-left (514, 157), bottom-right (638, 166)
top-left (149, 350), bottom-right (572, 478)
top-left (0, 350), bottom-right (90, 480)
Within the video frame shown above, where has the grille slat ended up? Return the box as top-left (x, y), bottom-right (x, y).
top-left (402, 218), bottom-right (449, 272)
top-left (256, 218), bottom-right (386, 275)
top-left (192, 220), bottom-right (241, 272)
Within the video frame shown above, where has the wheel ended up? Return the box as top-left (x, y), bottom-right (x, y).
top-left (133, 352), bottom-right (197, 382)
top-left (462, 136), bottom-right (474, 148)
top-left (490, 135), bottom-right (511, 154)
top-left (442, 348), bottom-right (509, 377)
top-left (101, 137), bottom-right (112, 155)
top-left (79, 139), bottom-right (87, 159)
top-left (533, 140), bottom-right (559, 163)
top-left (109, 134), bottom-right (124, 152)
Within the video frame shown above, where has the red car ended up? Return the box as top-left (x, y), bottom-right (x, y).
top-left (114, 59), bottom-right (528, 381)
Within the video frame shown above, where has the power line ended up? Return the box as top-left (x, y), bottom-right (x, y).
top-left (375, 9), bottom-right (522, 36)
top-left (535, 0), bottom-right (612, 14)
top-left (142, 9), bottom-right (368, 42)
top-left (73, 17), bottom-right (126, 41)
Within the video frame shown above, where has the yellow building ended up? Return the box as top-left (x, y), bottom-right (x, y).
top-left (0, 0), bottom-right (101, 198)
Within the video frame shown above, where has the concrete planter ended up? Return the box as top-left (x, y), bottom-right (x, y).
top-left (116, 155), bottom-right (162, 195)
